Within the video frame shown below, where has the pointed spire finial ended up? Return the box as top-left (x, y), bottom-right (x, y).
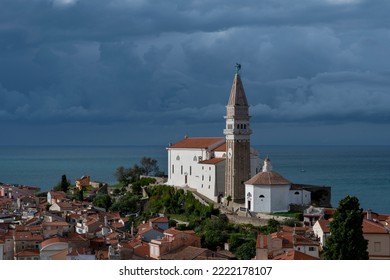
top-left (235, 63), bottom-right (241, 75)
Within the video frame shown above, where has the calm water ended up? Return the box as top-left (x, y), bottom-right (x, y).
top-left (0, 145), bottom-right (389, 214)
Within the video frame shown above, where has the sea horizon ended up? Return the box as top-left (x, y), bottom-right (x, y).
top-left (1, 144), bottom-right (389, 214)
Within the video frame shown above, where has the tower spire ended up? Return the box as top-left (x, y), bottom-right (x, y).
top-left (224, 64), bottom-right (252, 204)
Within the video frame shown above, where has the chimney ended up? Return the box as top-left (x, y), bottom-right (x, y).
top-left (367, 209), bottom-right (372, 221)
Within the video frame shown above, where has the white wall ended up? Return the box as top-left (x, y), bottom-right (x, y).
top-left (168, 148), bottom-right (206, 187)
top-left (290, 189), bottom-right (311, 205)
top-left (270, 185), bottom-right (290, 213)
top-left (246, 184), bottom-right (290, 213)
top-left (246, 185), bottom-right (272, 213)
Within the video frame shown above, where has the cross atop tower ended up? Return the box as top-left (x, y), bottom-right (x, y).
top-left (235, 63), bottom-right (241, 75)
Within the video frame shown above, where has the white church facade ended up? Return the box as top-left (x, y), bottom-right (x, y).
top-left (166, 137), bottom-right (260, 202)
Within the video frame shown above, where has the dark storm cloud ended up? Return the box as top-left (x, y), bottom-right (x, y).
top-left (1, 0), bottom-right (390, 144)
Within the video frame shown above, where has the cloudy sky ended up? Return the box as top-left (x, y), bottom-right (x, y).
top-left (1, 0), bottom-right (390, 146)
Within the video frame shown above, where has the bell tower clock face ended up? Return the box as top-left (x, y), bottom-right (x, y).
top-left (227, 148), bottom-right (232, 159)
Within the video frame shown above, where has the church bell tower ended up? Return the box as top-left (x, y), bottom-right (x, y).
top-left (224, 64), bottom-right (252, 203)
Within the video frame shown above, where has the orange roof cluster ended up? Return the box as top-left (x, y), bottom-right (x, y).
top-left (168, 137), bottom-right (224, 149)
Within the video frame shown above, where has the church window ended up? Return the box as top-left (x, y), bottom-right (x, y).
top-left (259, 195), bottom-right (265, 198)
top-left (294, 191), bottom-right (300, 195)
top-left (209, 167), bottom-right (211, 171)
top-left (244, 124), bottom-right (246, 129)
top-left (202, 166), bottom-right (204, 170)
top-left (193, 156), bottom-right (197, 161)
top-left (172, 165), bottom-right (174, 174)
top-left (201, 184), bottom-right (203, 188)
top-left (208, 185), bottom-right (210, 189)
top-left (202, 175), bottom-right (204, 181)
top-left (209, 176), bottom-right (211, 181)
top-left (181, 165), bottom-right (183, 175)
top-left (237, 124), bottom-right (240, 129)
top-left (190, 166), bottom-right (192, 175)
top-left (176, 155), bottom-right (180, 161)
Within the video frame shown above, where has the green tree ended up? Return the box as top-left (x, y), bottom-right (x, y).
top-left (54, 174), bottom-right (71, 192)
top-left (115, 166), bottom-right (130, 186)
top-left (110, 193), bottom-right (141, 216)
top-left (324, 195), bottom-right (368, 260)
top-left (235, 239), bottom-right (256, 260)
top-left (93, 194), bottom-right (112, 211)
top-left (60, 174), bottom-right (70, 192)
top-left (140, 157), bottom-right (160, 176)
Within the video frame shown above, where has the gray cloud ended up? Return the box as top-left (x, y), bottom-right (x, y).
top-left (0, 0), bottom-right (390, 144)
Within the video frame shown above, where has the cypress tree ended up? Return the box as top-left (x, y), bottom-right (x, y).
top-left (324, 195), bottom-right (368, 260)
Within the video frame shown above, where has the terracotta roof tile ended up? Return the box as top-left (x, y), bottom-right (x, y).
top-left (273, 250), bottom-right (318, 260)
top-left (316, 220), bottom-right (331, 233)
top-left (149, 216), bottom-right (169, 223)
top-left (199, 158), bottom-right (226, 165)
top-left (15, 249), bottom-right (40, 257)
top-left (213, 143), bottom-right (226, 152)
top-left (245, 171), bottom-right (290, 185)
top-left (41, 237), bottom-right (68, 249)
top-left (168, 137), bottom-right (224, 149)
top-left (161, 246), bottom-right (208, 260)
top-left (363, 219), bottom-right (389, 234)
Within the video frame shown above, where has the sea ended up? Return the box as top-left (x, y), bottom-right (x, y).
top-left (0, 145), bottom-right (389, 214)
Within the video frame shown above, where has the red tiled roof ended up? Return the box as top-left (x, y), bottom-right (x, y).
top-left (168, 137), bottom-right (224, 149)
top-left (149, 216), bottom-right (169, 223)
top-left (161, 246), bottom-right (208, 260)
top-left (213, 143), bottom-right (226, 152)
top-left (15, 249), bottom-right (40, 257)
top-left (41, 237), bottom-right (68, 249)
top-left (50, 191), bottom-right (66, 199)
top-left (133, 242), bottom-right (149, 258)
top-left (273, 250), bottom-right (319, 260)
top-left (245, 171), bottom-right (290, 185)
top-left (316, 220), bottom-right (331, 233)
top-left (42, 221), bottom-right (70, 227)
top-left (14, 232), bottom-right (43, 241)
top-left (363, 219), bottom-right (389, 234)
top-left (199, 158), bottom-right (226, 165)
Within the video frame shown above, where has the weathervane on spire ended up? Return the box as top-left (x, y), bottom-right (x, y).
top-left (235, 63), bottom-right (241, 75)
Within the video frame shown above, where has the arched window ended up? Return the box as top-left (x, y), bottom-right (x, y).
top-left (259, 195), bottom-right (265, 198)
top-left (193, 156), bottom-right (197, 161)
top-left (176, 155), bottom-right (180, 161)
top-left (294, 191), bottom-right (300, 195)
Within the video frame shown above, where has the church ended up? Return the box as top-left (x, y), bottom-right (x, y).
top-left (166, 65), bottom-right (331, 213)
